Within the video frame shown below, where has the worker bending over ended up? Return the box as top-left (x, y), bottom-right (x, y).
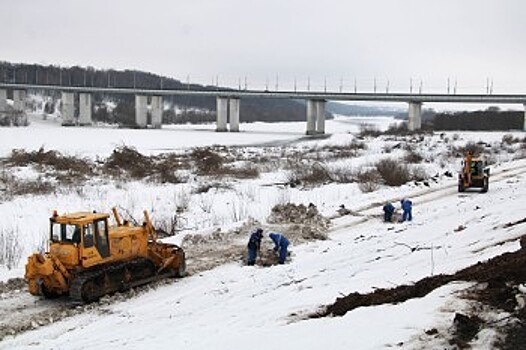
top-left (269, 232), bottom-right (290, 264)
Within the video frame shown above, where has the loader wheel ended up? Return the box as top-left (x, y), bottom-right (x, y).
top-left (481, 178), bottom-right (489, 193)
top-left (458, 181), bottom-right (465, 193)
top-left (39, 282), bottom-right (61, 299)
top-left (175, 259), bottom-right (187, 278)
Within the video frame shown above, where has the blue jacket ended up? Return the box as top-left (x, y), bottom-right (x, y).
top-left (383, 203), bottom-right (395, 214)
top-left (269, 233), bottom-right (289, 249)
top-left (248, 230), bottom-right (263, 251)
top-left (401, 199), bottom-right (412, 211)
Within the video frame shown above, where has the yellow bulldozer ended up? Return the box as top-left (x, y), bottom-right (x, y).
top-left (25, 208), bottom-right (186, 303)
top-left (458, 152), bottom-right (490, 193)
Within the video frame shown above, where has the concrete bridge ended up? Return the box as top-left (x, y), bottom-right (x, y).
top-left (1, 83), bottom-right (526, 133)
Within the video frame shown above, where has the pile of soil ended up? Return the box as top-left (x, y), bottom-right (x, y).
top-left (315, 236), bottom-right (526, 348)
top-left (180, 203), bottom-right (331, 271)
top-left (267, 203), bottom-right (330, 242)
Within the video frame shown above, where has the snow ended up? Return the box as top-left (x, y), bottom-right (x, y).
top-left (1, 112), bottom-right (526, 349)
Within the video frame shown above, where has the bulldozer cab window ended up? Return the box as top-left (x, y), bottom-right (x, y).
top-left (471, 161), bottom-right (483, 176)
top-left (470, 162), bottom-right (478, 176)
top-left (94, 219), bottom-right (110, 258)
top-left (50, 223), bottom-right (81, 244)
top-left (83, 224), bottom-right (94, 248)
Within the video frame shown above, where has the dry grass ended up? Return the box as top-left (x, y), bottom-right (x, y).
top-left (0, 227), bottom-right (22, 270)
top-left (7, 147), bottom-right (93, 179)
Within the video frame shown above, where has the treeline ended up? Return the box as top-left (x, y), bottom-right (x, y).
top-left (0, 62), bottom-right (307, 124)
top-left (432, 109), bottom-right (523, 131)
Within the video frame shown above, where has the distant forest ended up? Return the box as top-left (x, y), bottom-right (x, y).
top-left (0, 62), bottom-right (308, 125)
top-left (431, 108), bottom-right (523, 131)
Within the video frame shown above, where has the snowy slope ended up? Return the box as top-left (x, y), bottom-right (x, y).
top-left (2, 158), bottom-right (526, 349)
top-left (1, 114), bottom-right (525, 349)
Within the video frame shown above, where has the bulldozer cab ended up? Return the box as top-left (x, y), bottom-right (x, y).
top-left (49, 212), bottom-right (111, 268)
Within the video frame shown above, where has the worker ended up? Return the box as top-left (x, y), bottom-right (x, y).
top-left (269, 232), bottom-right (290, 264)
top-left (72, 226), bottom-right (81, 243)
top-left (400, 199), bottom-right (413, 222)
top-left (383, 202), bottom-right (395, 222)
top-left (247, 228), bottom-right (263, 266)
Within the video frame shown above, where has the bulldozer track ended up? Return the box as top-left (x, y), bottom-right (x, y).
top-left (69, 258), bottom-right (157, 303)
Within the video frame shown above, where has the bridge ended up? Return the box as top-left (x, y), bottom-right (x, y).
top-left (1, 82), bottom-right (525, 133)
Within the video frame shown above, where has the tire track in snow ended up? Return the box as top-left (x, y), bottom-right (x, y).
top-left (332, 161), bottom-right (526, 233)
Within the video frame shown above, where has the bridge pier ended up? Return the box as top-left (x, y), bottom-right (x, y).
top-left (216, 97), bottom-right (228, 132)
top-left (135, 95), bottom-right (148, 128)
top-left (316, 100), bottom-right (326, 134)
top-left (306, 100), bottom-right (316, 135)
top-left (408, 101), bottom-right (422, 131)
top-left (229, 98), bottom-right (240, 132)
top-left (306, 99), bottom-right (326, 135)
top-left (0, 89), bottom-right (6, 117)
top-left (151, 96), bottom-right (163, 129)
top-left (13, 90), bottom-right (28, 125)
top-left (78, 93), bottom-right (92, 126)
top-left (61, 92), bottom-right (75, 126)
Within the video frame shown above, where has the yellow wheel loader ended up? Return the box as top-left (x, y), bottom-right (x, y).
top-left (25, 208), bottom-right (185, 303)
top-left (458, 152), bottom-right (490, 193)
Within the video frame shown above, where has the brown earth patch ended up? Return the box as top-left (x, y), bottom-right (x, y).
top-left (314, 237), bottom-right (526, 348)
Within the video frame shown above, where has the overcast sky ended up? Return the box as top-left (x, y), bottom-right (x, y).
top-left (1, 0), bottom-right (526, 94)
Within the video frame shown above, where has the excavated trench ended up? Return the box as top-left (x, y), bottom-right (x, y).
top-left (314, 235), bottom-right (526, 349)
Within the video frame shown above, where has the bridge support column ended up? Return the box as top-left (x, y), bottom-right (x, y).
top-left (229, 98), bottom-right (240, 132)
top-left (135, 95), bottom-right (148, 128)
top-left (151, 96), bottom-right (163, 129)
top-left (0, 89), bottom-right (6, 117)
top-left (316, 100), bottom-right (326, 134)
top-left (408, 101), bottom-right (422, 131)
top-left (216, 97), bottom-right (228, 132)
top-left (306, 100), bottom-right (316, 135)
top-left (78, 93), bottom-right (92, 126)
top-left (61, 91), bottom-right (75, 126)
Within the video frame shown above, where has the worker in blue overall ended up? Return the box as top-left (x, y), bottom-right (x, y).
top-left (269, 232), bottom-right (290, 264)
top-left (247, 228), bottom-right (264, 266)
top-left (400, 199), bottom-right (413, 222)
top-left (383, 202), bottom-right (395, 222)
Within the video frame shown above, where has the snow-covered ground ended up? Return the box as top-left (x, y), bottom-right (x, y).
top-left (1, 113), bottom-right (525, 349)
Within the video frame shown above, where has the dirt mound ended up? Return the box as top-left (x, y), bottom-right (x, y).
top-left (0, 278), bottom-right (26, 294)
top-left (180, 204), bottom-right (331, 272)
top-left (316, 237), bottom-right (526, 348)
top-left (267, 203), bottom-right (330, 242)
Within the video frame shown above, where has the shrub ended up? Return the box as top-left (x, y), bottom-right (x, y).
top-left (0, 228), bottom-right (22, 270)
top-left (104, 145), bottom-right (154, 179)
top-left (411, 166), bottom-right (428, 181)
top-left (404, 150), bottom-right (424, 163)
top-left (461, 142), bottom-right (485, 156)
top-left (220, 163), bottom-right (260, 179)
top-left (384, 122), bottom-right (409, 136)
top-left (7, 147), bottom-right (93, 177)
top-left (375, 158), bottom-right (411, 186)
top-left (502, 134), bottom-right (520, 145)
top-left (289, 162), bottom-right (332, 185)
top-left (358, 125), bottom-right (382, 138)
top-left (356, 169), bottom-right (381, 192)
top-left (330, 165), bottom-right (356, 183)
top-left (191, 147), bottom-right (224, 175)
top-left (320, 141), bottom-right (367, 159)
